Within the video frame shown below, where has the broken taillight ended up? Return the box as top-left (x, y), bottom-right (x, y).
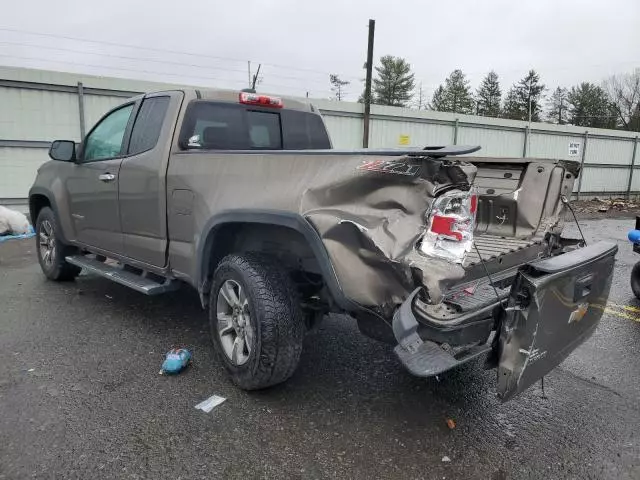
top-left (419, 189), bottom-right (477, 263)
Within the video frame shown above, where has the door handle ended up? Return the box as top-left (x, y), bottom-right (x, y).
top-left (98, 173), bottom-right (116, 182)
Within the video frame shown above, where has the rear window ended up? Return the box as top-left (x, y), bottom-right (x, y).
top-left (179, 101), bottom-right (330, 150)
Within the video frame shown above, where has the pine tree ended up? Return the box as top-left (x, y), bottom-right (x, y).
top-left (372, 55), bottom-right (415, 107)
top-left (502, 70), bottom-right (546, 121)
top-left (475, 71), bottom-right (502, 117)
top-left (430, 85), bottom-right (447, 111)
top-left (502, 88), bottom-right (522, 119)
top-left (430, 70), bottom-right (474, 114)
top-left (568, 82), bottom-right (616, 128)
top-left (547, 87), bottom-right (569, 124)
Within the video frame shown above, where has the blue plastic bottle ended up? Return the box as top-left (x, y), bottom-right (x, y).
top-left (161, 348), bottom-right (192, 374)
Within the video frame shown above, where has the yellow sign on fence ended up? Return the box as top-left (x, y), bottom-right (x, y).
top-left (398, 134), bottom-right (410, 146)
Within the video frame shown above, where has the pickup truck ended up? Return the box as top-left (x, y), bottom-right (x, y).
top-left (29, 88), bottom-right (617, 401)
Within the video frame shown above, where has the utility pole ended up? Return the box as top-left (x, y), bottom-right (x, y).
top-left (527, 84), bottom-right (532, 155)
top-left (362, 19), bottom-right (375, 148)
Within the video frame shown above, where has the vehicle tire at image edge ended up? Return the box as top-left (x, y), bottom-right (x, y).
top-left (631, 261), bottom-right (640, 300)
top-left (35, 207), bottom-right (81, 281)
top-left (209, 252), bottom-right (304, 390)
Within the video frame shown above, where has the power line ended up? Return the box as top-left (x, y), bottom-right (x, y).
top-left (0, 39), bottom-right (338, 87)
top-left (0, 53), bottom-right (335, 96)
top-left (0, 26), bottom-right (362, 81)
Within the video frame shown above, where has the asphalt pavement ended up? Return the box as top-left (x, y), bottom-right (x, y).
top-left (0, 218), bottom-right (639, 479)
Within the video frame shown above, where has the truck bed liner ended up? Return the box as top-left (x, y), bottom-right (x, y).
top-left (464, 234), bottom-right (544, 268)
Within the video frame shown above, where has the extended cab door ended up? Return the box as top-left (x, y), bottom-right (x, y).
top-left (118, 91), bottom-right (183, 267)
top-left (66, 102), bottom-right (136, 253)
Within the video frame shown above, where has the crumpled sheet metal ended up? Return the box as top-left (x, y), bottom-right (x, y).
top-left (301, 156), bottom-right (477, 308)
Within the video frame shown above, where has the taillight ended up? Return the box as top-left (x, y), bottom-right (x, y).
top-left (419, 189), bottom-right (477, 263)
top-left (238, 92), bottom-right (283, 108)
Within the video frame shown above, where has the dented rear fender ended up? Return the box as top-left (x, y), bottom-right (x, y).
top-left (301, 156), bottom-right (477, 308)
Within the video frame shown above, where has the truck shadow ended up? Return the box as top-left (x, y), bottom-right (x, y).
top-left (71, 273), bottom-right (497, 416)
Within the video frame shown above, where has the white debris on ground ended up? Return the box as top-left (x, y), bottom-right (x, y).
top-left (0, 206), bottom-right (30, 235)
top-left (195, 395), bottom-right (226, 413)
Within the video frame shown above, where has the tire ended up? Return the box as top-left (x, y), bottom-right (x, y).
top-left (209, 252), bottom-right (304, 390)
top-left (35, 207), bottom-right (81, 281)
top-left (631, 262), bottom-right (640, 300)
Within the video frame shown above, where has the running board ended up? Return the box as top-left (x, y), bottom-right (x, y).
top-left (65, 255), bottom-right (179, 295)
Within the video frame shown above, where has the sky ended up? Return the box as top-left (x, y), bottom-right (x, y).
top-left (1, 0), bottom-right (639, 102)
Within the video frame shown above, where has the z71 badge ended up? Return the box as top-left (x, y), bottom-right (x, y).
top-left (357, 159), bottom-right (422, 176)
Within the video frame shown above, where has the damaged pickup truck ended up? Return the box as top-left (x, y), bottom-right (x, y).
top-left (30, 89), bottom-right (617, 400)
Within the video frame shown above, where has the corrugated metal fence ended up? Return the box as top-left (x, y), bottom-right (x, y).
top-left (1, 66), bottom-right (639, 207)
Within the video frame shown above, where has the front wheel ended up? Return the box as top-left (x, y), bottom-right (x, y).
top-left (209, 252), bottom-right (304, 390)
top-left (35, 207), bottom-right (80, 281)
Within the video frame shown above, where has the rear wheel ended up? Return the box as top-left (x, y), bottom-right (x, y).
top-left (209, 252), bottom-right (304, 390)
top-left (35, 207), bottom-right (81, 281)
top-left (631, 262), bottom-right (640, 300)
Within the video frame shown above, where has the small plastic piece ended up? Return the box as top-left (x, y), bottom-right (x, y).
top-left (446, 418), bottom-right (456, 429)
top-left (195, 395), bottom-right (226, 413)
top-left (160, 348), bottom-right (192, 375)
top-left (628, 229), bottom-right (640, 244)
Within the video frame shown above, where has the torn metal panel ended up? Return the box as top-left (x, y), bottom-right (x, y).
top-left (301, 156), bottom-right (476, 306)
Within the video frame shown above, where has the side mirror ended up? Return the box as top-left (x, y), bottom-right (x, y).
top-left (49, 140), bottom-right (77, 162)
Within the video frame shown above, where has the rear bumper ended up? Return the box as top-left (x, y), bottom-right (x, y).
top-left (392, 241), bottom-right (618, 400)
top-left (391, 288), bottom-right (495, 377)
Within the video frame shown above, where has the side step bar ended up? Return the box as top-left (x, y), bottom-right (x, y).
top-left (65, 255), bottom-right (179, 295)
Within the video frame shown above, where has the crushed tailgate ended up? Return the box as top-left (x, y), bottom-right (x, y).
top-left (497, 241), bottom-right (618, 401)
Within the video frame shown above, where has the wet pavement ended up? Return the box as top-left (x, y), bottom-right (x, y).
top-left (0, 218), bottom-right (639, 479)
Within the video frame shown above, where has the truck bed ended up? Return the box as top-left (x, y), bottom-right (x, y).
top-left (464, 234), bottom-right (545, 268)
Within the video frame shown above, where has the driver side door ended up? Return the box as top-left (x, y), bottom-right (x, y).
top-left (66, 102), bottom-right (136, 254)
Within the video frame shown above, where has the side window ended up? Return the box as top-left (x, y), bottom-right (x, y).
top-left (188, 103), bottom-right (246, 149)
top-left (128, 96), bottom-right (170, 155)
top-left (83, 104), bottom-right (134, 162)
top-left (179, 102), bottom-right (283, 150)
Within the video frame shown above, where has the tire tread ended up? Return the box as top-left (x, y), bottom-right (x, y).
top-left (210, 252), bottom-right (304, 390)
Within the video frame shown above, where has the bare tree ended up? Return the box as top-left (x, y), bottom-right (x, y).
top-left (329, 74), bottom-right (350, 101)
top-left (605, 69), bottom-right (640, 131)
top-left (413, 82), bottom-right (427, 110)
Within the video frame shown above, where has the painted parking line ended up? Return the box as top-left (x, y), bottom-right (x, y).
top-left (593, 303), bottom-right (640, 323)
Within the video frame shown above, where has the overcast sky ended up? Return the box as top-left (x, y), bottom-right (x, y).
top-left (1, 0), bottom-right (639, 102)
